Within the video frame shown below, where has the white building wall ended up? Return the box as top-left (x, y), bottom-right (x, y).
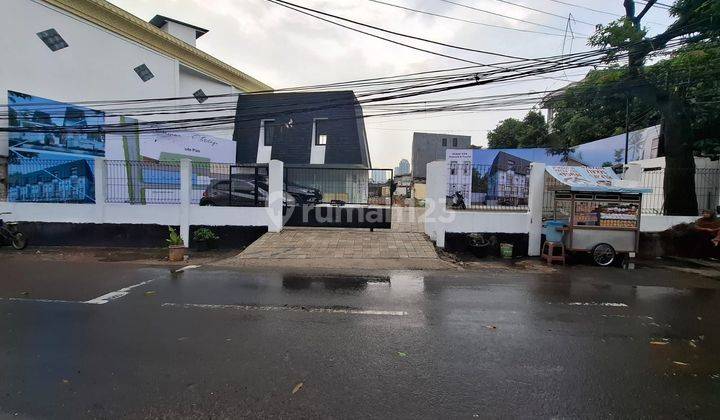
top-left (0, 0), bottom-right (241, 158)
top-left (177, 65), bottom-right (236, 141)
top-left (162, 21), bottom-right (197, 46)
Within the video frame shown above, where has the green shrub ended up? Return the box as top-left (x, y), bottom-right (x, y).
top-left (166, 226), bottom-right (184, 246)
top-left (193, 228), bottom-right (219, 242)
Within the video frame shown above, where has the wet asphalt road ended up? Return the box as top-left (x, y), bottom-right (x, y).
top-left (0, 260), bottom-right (719, 419)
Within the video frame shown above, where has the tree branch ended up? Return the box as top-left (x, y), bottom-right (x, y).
top-left (636, 0), bottom-right (657, 23)
top-left (624, 0), bottom-right (636, 20)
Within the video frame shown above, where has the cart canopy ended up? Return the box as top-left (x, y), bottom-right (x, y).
top-left (546, 166), bottom-right (652, 194)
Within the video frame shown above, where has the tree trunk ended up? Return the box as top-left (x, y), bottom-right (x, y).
top-left (659, 98), bottom-right (698, 216)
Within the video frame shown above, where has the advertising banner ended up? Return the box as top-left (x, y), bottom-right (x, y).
top-left (6, 90), bottom-right (236, 204)
top-left (7, 91), bottom-right (105, 203)
top-left (446, 149), bottom-right (472, 202)
top-left (104, 117), bottom-right (236, 204)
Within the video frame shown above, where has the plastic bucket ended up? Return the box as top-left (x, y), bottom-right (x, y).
top-left (543, 220), bottom-right (568, 243)
top-left (500, 243), bottom-right (513, 259)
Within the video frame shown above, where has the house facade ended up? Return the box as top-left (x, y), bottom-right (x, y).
top-left (0, 0), bottom-right (270, 199)
top-left (412, 132), bottom-right (471, 179)
top-left (233, 91), bottom-right (371, 167)
top-left (487, 151), bottom-right (531, 206)
top-left (232, 91), bottom-right (372, 205)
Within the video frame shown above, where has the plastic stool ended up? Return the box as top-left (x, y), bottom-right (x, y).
top-left (541, 241), bottom-right (565, 266)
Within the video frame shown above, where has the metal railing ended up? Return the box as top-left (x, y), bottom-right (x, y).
top-left (639, 167), bottom-right (720, 215)
top-left (196, 163), bottom-right (268, 207)
top-left (106, 160), bottom-right (182, 204)
top-left (284, 166), bottom-right (392, 207)
top-left (105, 161), bottom-right (269, 207)
top-left (447, 163), bottom-right (530, 211)
top-left (4, 158), bottom-right (96, 203)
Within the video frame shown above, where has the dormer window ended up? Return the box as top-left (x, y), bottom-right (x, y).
top-left (262, 120), bottom-right (276, 146)
top-left (314, 119), bottom-right (328, 146)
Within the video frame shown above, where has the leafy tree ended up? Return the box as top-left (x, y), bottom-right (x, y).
top-left (487, 111), bottom-right (550, 149)
top-left (582, 0), bottom-right (720, 215)
top-left (547, 70), bottom-right (661, 148)
top-left (518, 111), bottom-right (550, 148)
top-left (487, 117), bottom-right (524, 148)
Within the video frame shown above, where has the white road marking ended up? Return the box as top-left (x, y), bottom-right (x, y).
top-left (84, 278), bottom-right (158, 305)
top-left (162, 302), bottom-right (408, 316)
top-left (1, 297), bottom-right (80, 304)
top-left (175, 265), bottom-right (201, 273)
top-left (566, 302), bottom-right (629, 307)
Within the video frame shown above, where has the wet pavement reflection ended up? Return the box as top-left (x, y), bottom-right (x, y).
top-left (0, 261), bottom-right (719, 418)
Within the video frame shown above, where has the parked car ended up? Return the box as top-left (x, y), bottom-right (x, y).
top-left (199, 177), bottom-right (320, 207)
top-left (285, 181), bottom-right (322, 205)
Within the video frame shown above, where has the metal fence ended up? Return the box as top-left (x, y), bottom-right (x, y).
top-left (4, 158), bottom-right (97, 203)
top-left (106, 160), bottom-right (182, 204)
top-left (639, 167), bottom-right (720, 215)
top-left (195, 163), bottom-right (268, 207)
top-left (105, 161), bottom-right (268, 206)
top-left (284, 166), bottom-right (392, 207)
top-left (447, 163), bottom-right (530, 211)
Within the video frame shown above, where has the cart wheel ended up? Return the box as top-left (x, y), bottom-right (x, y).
top-left (592, 243), bottom-right (616, 267)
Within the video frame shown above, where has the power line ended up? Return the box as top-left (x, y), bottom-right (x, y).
top-left (268, 0), bottom-right (558, 63)
top-left (543, 0), bottom-right (621, 17)
top-left (367, 0), bottom-right (587, 38)
top-left (487, 0), bottom-right (597, 27)
top-left (265, 0), bottom-right (485, 66)
top-left (436, 0), bottom-right (590, 36)
top-left (266, 0), bottom-right (620, 86)
top-left (543, 0), bottom-right (668, 25)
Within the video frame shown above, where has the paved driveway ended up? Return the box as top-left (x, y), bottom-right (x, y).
top-left (236, 228), bottom-right (437, 259)
top-left (391, 206), bottom-right (425, 232)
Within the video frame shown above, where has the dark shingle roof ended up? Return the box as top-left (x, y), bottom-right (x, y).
top-left (490, 151), bottom-right (531, 175)
top-left (149, 15), bottom-right (209, 39)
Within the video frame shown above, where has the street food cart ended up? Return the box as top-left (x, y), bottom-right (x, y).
top-left (544, 166), bottom-right (651, 266)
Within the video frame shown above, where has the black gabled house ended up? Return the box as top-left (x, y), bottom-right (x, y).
top-left (232, 91), bottom-right (371, 168)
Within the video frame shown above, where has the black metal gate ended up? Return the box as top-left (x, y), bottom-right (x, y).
top-left (283, 166), bottom-right (393, 229)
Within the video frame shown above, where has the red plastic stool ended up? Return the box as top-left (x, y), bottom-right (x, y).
top-left (541, 241), bottom-right (566, 266)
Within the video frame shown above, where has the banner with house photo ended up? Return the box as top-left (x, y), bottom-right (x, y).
top-left (445, 125), bottom-right (661, 207)
top-left (104, 117), bottom-right (237, 204)
top-left (6, 90), bottom-right (105, 203)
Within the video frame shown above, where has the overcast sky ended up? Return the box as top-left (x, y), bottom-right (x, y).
top-left (108, 0), bottom-right (673, 169)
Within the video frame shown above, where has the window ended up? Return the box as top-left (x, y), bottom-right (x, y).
top-left (452, 138), bottom-right (458, 147)
top-left (314, 119), bottom-right (328, 146)
top-left (133, 64), bottom-right (154, 82)
top-left (442, 138), bottom-right (447, 147)
top-left (262, 120), bottom-right (276, 146)
top-left (37, 29), bottom-right (68, 51)
top-left (193, 89), bottom-right (208, 104)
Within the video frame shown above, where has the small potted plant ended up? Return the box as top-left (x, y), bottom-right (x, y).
top-left (167, 226), bottom-right (186, 261)
top-left (193, 228), bottom-right (219, 251)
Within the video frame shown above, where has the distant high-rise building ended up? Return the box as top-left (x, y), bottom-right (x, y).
top-left (395, 159), bottom-right (410, 176)
top-left (370, 169), bottom-right (388, 183)
top-left (411, 132), bottom-right (471, 178)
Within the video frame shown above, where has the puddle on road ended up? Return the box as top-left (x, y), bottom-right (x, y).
top-left (282, 274), bottom-right (390, 292)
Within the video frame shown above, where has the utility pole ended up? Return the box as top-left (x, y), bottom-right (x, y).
top-left (624, 95), bottom-right (630, 165)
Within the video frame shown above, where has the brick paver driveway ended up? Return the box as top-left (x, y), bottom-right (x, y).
top-left (237, 228), bottom-right (437, 260)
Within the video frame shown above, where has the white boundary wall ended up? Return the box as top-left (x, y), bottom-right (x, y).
top-left (425, 161), bottom-right (545, 256)
top-left (426, 159), bottom-right (702, 254)
top-left (0, 159), bottom-right (284, 245)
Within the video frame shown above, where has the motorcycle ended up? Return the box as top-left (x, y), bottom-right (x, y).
top-left (450, 191), bottom-right (466, 210)
top-left (0, 212), bottom-right (28, 250)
